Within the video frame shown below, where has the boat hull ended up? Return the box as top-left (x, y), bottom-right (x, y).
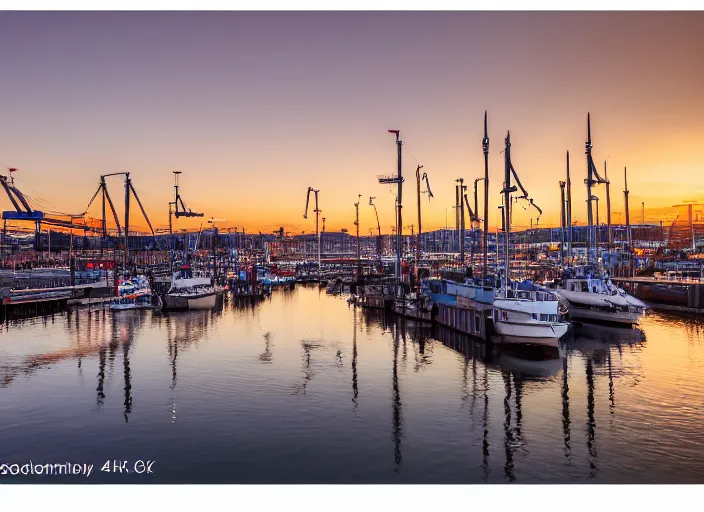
top-left (164, 292), bottom-right (217, 310)
top-left (567, 305), bottom-right (642, 326)
top-left (493, 319), bottom-right (569, 340)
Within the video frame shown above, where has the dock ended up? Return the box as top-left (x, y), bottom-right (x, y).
top-left (613, 276), bottom-right (704, 311)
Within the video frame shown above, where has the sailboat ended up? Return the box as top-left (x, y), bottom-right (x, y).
top-left (492, 131), bottom-right (570, 347)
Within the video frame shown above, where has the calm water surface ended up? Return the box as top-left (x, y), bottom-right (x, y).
top-left (2, 285), bottom-right (704, 483)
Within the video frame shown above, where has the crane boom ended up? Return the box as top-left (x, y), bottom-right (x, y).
top-left (422, 172), bottom-right (434, 199)
top-left (303, 187), bottom-right (313, 219)
top-left (463, 193), bottom-right (477, 223)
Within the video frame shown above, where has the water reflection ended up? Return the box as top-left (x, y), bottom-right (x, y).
top-left (3, 287), bottom-right (704, 483)
top-left (561, 356), bottom-right (571, 463)
top-left (392, 318), bottom-right (403, 469)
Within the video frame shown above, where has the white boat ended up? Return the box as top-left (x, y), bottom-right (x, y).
top-left (555, 275), bottom-right (646, 326)
top-left (111, 275), bottom-right (156, 311)
top-left (492, 288), bottom-right (570, 347)
top-left (163, 270), bottom-right (220, 310)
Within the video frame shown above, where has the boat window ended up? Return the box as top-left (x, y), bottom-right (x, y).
top-left (581, 282), bottom-right (589, 292)
top-left (531, 313), bottom-right (538, 320)
top-left (474, 313), bottom-right (480, 333)
top-left (540, 313), bottom-right (548, 321)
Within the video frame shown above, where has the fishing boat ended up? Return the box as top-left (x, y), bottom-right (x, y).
top-left (163, 266), bottom-right (220, 310)
top-left (111, 275), bottom-right (158, 311)
top-left (111, 290), bottom-right (158, 311)
top-left (554, 268), bottom-right (646, 326)
top-left (492, 286), bottom-right (569, 345)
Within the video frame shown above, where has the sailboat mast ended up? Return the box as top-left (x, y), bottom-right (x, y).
top-left (585, 114), bottom-right (594, 261)
top-left (624, 166), bottom-right (631, 277)
top-left (566, 151), bottom-right (572, 262)
top-left (482, 111), bottom-right (490, 285)
top-left (503, 131), bottom-right (512, 286)
top-left (605, 161), bottom-right (612, 248)
top-left (416, 165), bottom-right (422, 277)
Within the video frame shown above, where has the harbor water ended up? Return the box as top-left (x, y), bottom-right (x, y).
top-left (2, 284), bottom-right (704, 484)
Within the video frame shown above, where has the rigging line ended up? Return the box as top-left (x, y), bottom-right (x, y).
top-left (13, 177), bottom-right (61, 210)
top-left (402, 143), bottom-right (421, 167)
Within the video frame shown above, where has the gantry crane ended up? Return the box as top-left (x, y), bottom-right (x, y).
top-left (2, 168), bottom-right (101, 252)
top-left (303, 187), bottom-right (321, 273)
top-left (85, 171), bottom-right (155, 266)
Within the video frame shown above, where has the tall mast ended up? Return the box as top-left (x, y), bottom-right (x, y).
top-left (605, 161), bottom-right (612, 248)
top-left (457, 177), bottom-right (465, 266)
top-left (585, 114), bottom-right (594, 260)
top-left (559, 181), bottom-right (567, 261)
top-left (124, 172), bottom-right (131, 269)
top-left (387, 130), bottom-right (403, 285)
top-left (455, 184), bottom-right (460, 258)
top-left (482, 111), bottom-right (489, 285)
top-left (503, 131), bottom-right (512, 287)
top-left (624, 167), bottom-right (631, 277)
top-left (355, 195), bottom-right (361, 281)
top-left (566, 151), bottom-right (572, 262)
top-left (416, 165), bottom-right (423, 278)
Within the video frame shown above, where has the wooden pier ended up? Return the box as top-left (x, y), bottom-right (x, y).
top-left (434, 300), bottom-right (493, 340)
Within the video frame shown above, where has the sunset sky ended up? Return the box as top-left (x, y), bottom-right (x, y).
top-left (0, 11), bottom-right (702, 235)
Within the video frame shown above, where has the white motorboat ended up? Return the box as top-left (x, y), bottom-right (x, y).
top-left (555, 275), bottom-right (646, 326)
top-left (492, 288), bottom-right (570, 347)
top-left (163, 268), bottom-right (220, 310)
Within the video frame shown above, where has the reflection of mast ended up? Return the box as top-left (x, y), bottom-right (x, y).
top-left (514, 373), bottom-right (523, 441)
top-left (167, 319), bottom-right (178, 423)
top-left (608, 350), bottom-right (615, 415)
top-left (586, 358), bottom-right (598, 477)
top-left (392, 320), bottom-right (403, 469)
top-left (97, 345), bottom-right (106, 407)
top-left (561, 356), bottom-right (571, 462)
top-left (123, 340), bottom-right (133, 423)
top-left (352, 310), bottom-right (358, 409)
top-left (502, 371), bottom-right (515, 482)
top-left (482, 363), bottom-right (490, 483)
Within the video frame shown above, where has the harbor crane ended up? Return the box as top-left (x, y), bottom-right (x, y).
top-left (415, 165), bottom-right (433, 276)
top-left (2, 168), bottom-right (100, 252)
top-left (303, 187), bottom-right (321, 274)
top-left (85, 171), bottom-right (155, 266)
top-left (169, 170), bottom-right (204, 233)
top-left (369, 197), bottom-right (382, 266)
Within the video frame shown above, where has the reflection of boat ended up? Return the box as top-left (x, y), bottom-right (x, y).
top-left (573, 322), bottom-right (646, 345)
top-left (492, 288), bottom-right (569, 345)
top-left (496, 344), bottom-right (564, 377)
